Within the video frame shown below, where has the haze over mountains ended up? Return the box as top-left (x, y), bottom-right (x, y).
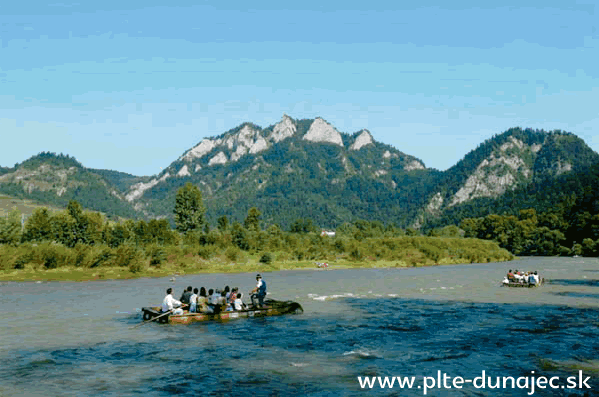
top-left (2, 115), bottom-right (597, 229)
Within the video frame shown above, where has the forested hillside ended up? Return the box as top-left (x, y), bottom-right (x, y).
top-left (0, 152), bottom-right (139, 219)
top-left (1, 120), bottom-right (597, 234)
top-left (460, 164), bottom-right (599, 256)
top-left (129, 116), bottom-right (441, 229)
top-left (418, 127), bottom-right (599, 228)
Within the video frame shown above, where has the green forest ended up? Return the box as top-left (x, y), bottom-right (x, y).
top-left (0, 183), bottom-right (512, 281)
top-left (459, 164), bottom-right (599, 256)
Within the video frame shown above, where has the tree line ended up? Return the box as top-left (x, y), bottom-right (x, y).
top-left (0, 183), bottom-right (513, 273)
top-left (460, 188), bottom-right (599, 256)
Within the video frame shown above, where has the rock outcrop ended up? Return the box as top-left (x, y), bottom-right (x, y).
top-left (350, 130), bottom-right (374, 150)
top-left (302, 118), bottom-right (344, 146)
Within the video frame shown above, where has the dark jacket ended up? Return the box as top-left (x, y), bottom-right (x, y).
top-left (180, 290), bottom-right (192, 304)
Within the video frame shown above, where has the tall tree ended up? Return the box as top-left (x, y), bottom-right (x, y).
top-left (23, 207), bottom-right (52, 242)
top-left (174, 182), bottom-right (206, 234)
top-left (244, 207), bottom-right (262, 232)
top-left (231, 222), bottom-right (249, 250)
top-left (0, 207), bottom-right (22, 245)
top-left (217, 215), bottom-right (229, 232)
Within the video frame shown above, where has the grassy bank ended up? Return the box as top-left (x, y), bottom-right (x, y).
top-left (0, 236), bottom-right (513, 282)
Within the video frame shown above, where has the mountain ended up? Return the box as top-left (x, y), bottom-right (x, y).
top-left (417, 127), bottom-right (599, 228)
top-left (2, 119), bottom-right (597, 230)
top-left (123, 115), bottom-right (441, 228)
top-left (88, 168), bottom-right (150, 194)
top-left (0, 152), bottom-right (139, 219)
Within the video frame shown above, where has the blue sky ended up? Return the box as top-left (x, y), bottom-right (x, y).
top-left (1, 0), bottom-right (597, 175)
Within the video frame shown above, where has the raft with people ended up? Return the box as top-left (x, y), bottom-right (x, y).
top-left (139, 274), bottom-right (303, 325)
top-left (501, 269), bottom-right (544, 288)
top-left (502, 279), bottom-right (545, 288)
top-left (141, 298), bottom-right (304, 325)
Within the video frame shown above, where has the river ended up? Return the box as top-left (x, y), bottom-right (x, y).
top-left (1, 257), bottom-right (598, 396)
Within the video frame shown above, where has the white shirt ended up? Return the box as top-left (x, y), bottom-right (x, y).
top-left (161, 294), bottom-right (182, 312)
top-left (256, 279), bottom-right (263, 289)
top-left (189, 293), bottom-right (198, 305)
top-left (234, 298), bottom-right (243, 311)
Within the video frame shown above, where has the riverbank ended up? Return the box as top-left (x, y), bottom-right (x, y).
top-left (0, 236), bottom-right (514, 282)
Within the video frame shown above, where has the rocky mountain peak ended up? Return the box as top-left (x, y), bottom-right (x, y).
top-left (270, 114), bottom-right (297, 142)
top-left (302, 117), bottom-right (344, 146)
top-left (350, 129), bottom-right (374, 150)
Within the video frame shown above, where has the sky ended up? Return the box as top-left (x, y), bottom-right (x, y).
top-left (1, 0), bottom-right (597, 175)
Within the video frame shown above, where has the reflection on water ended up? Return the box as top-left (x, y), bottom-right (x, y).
top-left (1, 257), bottom-right (599, 396)
top-left (549, 279), bottom-right (599, 287)
top-left (551, 291), bottom-right (599, 299)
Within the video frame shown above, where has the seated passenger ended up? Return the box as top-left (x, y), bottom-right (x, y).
top-left (189, 288), bottom-right (199, 313)
top-left (162, 288), bottom-right (184, 315)
top-left (234, 293), bottom-right (247, 311)
top-left (197, 287), bottom-right (210, 313)
top-left (219, 290), bottom-right (229, 312)
top-left (180, 286), bottom-right (193, 305)
top-left (212, 289), bottom-right (221, 303)
top-left (514, 270), bottom-right (524, 283)
top-left (507, 269), bottom-right (514, 280)
top-left (206, 288), bottom-right (217, 313)
top-left (229, 287), bottom-right (238, 305)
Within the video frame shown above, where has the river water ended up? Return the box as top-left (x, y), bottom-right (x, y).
top-left (1, 257), bottom-right (598, 396)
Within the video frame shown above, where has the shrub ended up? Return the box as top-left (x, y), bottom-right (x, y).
top-left (146, 244), bottom-right (167, 266)
top-left (293, 249), bottom-right (306, 260)
top-left (128, 259), bottom-right (145, 273)
top-left (333, 238), bottom-right (346, 253)
top-left (0, 246), bottom-right (19, 270)
top-left (90, 246), bottom-right (114, 268)
top-left (198, 245), bottom-right (217, 260)
top-left (259, 252), bottom-right (273, 264)
top-left (558, 245), bottom-right (571, 256)
top-left (350, 247), bottom-right (363, 261)
top-left (40, 245), bottom-right (64, 269)
top-left (275, 251), bottom-right (291, 262)
top-left (114, 244), bottom-right (142, 268)
top-left (419, 243), bottom-right (442, 262)
top-left (69, 244), bottom-right (90, 268)
top-left (44, 255), bottom-right (58, 269)
top-left (13, 255), bottom-right (29, 270)
top-left (225, 246), bottom-right (240, 262)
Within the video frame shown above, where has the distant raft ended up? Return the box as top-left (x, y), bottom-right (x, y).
top-left (502, 278), bottom-right (545, 288)
top-left (141, 299), bottom-right (303, 325)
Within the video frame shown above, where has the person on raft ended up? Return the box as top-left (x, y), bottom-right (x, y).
top-left (179, 286), bottom-right (193, 304)
top-left (250, 274), bottom-right (267, 308)
top-left (162, 288), bottom-right (184, 315)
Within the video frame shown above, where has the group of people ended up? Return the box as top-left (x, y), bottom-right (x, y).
top-left (503, 269), bottom-right (541, 285)
top-left (160, 274), bottom-right (268, 315)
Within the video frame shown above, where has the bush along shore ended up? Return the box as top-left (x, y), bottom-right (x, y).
top-left (0, 235), bottom-right (513, 282)
top-left (0, 185), bottom-right (513, 282)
